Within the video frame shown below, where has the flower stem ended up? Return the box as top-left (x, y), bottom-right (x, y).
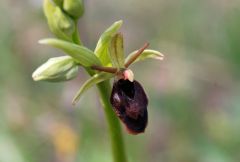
top-left (97, 81), bottom-right (127, 162)
top-left (72, 20), bottom-right (83, 45)
top-left (72, 22), bottom-right (128, 162)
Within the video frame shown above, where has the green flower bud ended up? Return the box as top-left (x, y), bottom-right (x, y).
top-left (55, 7), bottom-right (75, 35)
top-left (52, 0), bottom-right (63, 7)
top-left (32, 56), bottom-right (79, 82)
top-left (44, 0), bottom-right (75, 41)
top-left (63, 0), bottom-right (84, 19)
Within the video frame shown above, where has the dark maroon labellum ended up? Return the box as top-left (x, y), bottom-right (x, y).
top-left (110, 79), bottom-right (148, 135)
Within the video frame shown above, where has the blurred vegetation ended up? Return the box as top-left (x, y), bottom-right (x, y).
top-left (1, 0), bottom-right (240, 162)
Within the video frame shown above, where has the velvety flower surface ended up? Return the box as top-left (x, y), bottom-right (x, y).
top-left (110, 79), bottom-right (148, 134)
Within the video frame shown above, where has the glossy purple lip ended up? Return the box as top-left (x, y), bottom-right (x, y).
top-left (110, 79), bottom-right (148, 134)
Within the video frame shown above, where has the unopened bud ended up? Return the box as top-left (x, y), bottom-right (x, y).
top-left (63, 0), bottom-right (84, 19)
top-left (32, 56), bottom-right (78, 82)
top-left (44, 0), bottom-right (75, 41)
top-left (55, 7), bottom-right (75, 35)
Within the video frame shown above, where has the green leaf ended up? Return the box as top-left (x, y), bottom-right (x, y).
top-left (109, 33), bottom-right (125, 69)
top-left (94, 20), bottom-right (123, 66)
top-left (39, 38), bottom-right (101, 67)
top-left (125, 49), bottom-right (164, 65)
top-left (72, 72), bottom-right (114, 105)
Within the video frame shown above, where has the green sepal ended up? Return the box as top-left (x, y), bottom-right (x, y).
top-left (72, 72), bottom-right (114, 105)
top-left (39, 38), bottom-right (101, 67)
top-left (32, 56), bottom-right (78, 82)
top-left (109, 33), bottom-right (125, 69)
top-left (43, 0), bottom-right (75, 41)
top-left (63, 0), bottom-right (84, 19)
top-left (125, 49), bottom-right (164, 65)
top-left (94, 20), bottom-right (123, 66)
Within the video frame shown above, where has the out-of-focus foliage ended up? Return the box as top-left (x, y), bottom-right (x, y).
top-left (0, 0), bottom-right (240, 162)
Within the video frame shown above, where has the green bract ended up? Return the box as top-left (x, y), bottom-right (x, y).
top-left (32, 56), bottom-right (78, 82)
top-left (39, 38), bottom-right (101, 66)
top-left (43, 0), bottom-right (75, 41)
top-left (94, 20), bottom-right (123, 66)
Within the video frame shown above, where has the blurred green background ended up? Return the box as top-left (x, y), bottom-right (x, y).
top-left (1, 0), bottom-right (240, 162)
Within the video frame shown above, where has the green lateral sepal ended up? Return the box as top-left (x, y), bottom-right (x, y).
top-left (72, 72), bottom-right (114, 105)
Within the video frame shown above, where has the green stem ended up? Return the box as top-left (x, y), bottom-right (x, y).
top-left (72, 20), bottom-right (83, 45)
top-left (97, 81), bottom-right (127, 162)
top-left (72, 22), bottom-right (128, 162)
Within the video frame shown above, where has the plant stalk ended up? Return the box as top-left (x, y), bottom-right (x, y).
top-left (73, 22), bottom-right (127, 162)
top-left (72, 20), bottom-right (83, 45)
top-left (97, 81), bottom-right (127, 162)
